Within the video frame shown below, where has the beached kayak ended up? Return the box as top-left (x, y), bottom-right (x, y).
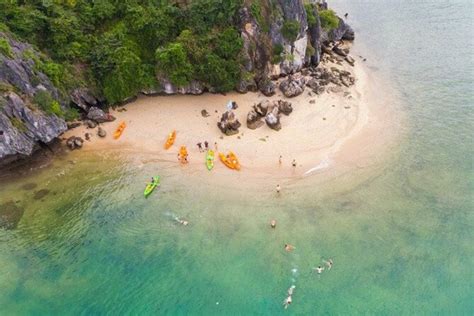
top-left (178, 146), bottom-right (188, 164)
top-left (219, 151), bottom-right (240, 170)
top-left (113, 121), bottom-right (126, 139)
top-left (144, 176), bottom-right (160, 198)
top-left (164, 130), bottom-right (176, 149)
top-left (206, 150), bottom-right (215, 170)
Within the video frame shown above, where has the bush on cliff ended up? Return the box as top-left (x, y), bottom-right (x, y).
top-left (281, 20), bottom-right (300, 42)
top-left (320, 9), bottom-right (339, 31)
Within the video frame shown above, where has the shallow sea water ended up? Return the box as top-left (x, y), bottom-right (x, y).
top-left (1, 1), bottom-right (473, 314)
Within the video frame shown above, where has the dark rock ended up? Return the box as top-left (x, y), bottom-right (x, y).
top-left (277, 100), bottom-right (293, 116)
top-left (33, 189), bottom-right (50, 200)
top-left (97, 127), bottom-right (106, 138)
top-left (333, 45), bottom-right (348, 57)
top-left (217, 110), bottom-right (241, 136)
top-left (66, 136), bottom-right (84, 150)
top-left (85, 133), bottom-right (91, 141)
top-left (246, 109), bottom-right (264, 130)
top-left (0, 200), bottom-right (24, 230)
top-left (255, 100), bottom-right (272, 116)
top-left (21, 182), bottom-right (37, 190)
top-left (236, 78), bottom-right (258, 93)
top-left (309, 100), bottom-right (316, 104)
top-left (87, 107), bottom-right (115, 123)
top-left (70, 88), bottom-right (99, 112)
top-left (84, 120), bottom-right (97, 129)
top-left (306, 78), bottom-right (320, 90)
top-left (67, 122), bottom-right (81, 129)
top-left (345, 55), bottom-right (355, 66)
top-left (265, 105), bottom-right (281, 131)
top-left (258, 78), bottom-right (276, 97)
top-left (280, 74), bottom-right (306, 98)
top-left (201, 109), bottom-right (210, 118)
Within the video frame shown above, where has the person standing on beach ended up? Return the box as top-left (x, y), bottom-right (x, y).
top-left (279, 155), bottom-right (282, 166)
top-left (276, 184), bottom-right (281, 193)
top-left (197, 142), bottom-right (202, 152)
top-left (204, 141), bottom-right (209, 150)
top-left (292, 159), bottom-right (297, 168)
top-left (214, 142), bottom-right (218, 151)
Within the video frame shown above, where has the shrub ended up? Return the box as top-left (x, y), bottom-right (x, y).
top-left (156, 42), bottom-right (193, 87)
top-left (304, 4), bottom-right (318, 27)
top-left (33, 90), bottom-right (63, 116)
top-left (320, 9), bottom-right (339, 31)
top-left (10, 117), bottom-right (27, 132)
top-left (64, 107), bottom-right (79, 121)
top-left (281, 20), bottom-right (300, 42)
top-left (0, 38), bottom-right (13, 58)
top-left (272, 43), bottom-right (284, 64)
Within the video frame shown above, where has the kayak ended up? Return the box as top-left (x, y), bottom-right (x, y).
top-left (164, 130), bottom-right (176, 149)
top-left (219, 151), bottom-right (240, 170)
top-left (178, 146), bottom-right (188, 164)
top-left (113, 121), bottom-right (126, 139)
top-left (206, 149), bottom-right (215, 171)
top-left (144, 176), bottom-right (160, 198)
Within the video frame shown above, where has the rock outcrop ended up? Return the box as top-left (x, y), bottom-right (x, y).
top-left (280, 74), bottom-right (306, 98)
top-left (246, 100), bottom-right (293, 131)
top-left (217, 110), bottom-right (241, 136)
top-left (87, 107), bottom-right (115, 123)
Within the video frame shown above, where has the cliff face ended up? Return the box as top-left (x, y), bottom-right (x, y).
top-left (0, 33), bottom-right (67, 165)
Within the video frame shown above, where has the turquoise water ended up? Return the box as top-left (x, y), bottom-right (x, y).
top-left (1, 1), bottom-right (473, 314)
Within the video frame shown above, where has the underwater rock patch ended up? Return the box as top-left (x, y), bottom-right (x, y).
top-left (0, 201), bottom-right (24, 229)
top-left (21, 182), bottom-right (38, 190)
top-left (33, 189), bottom-right (50, 200)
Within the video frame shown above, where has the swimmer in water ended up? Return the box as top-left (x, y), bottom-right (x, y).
top-left (288, 285), bottom-right (295, 296)
top-left (270, 219), bottom-right (277, 228)
top-left (313, 266), bottom-right (325, 274)
top-left (284, 244), bottom-right (295, 252)
top-left (174, 217), bottom-right (189, 226)
top-left (283, 295), bottom-right (292, 309)
top-left (323, 258), bottom-right (333, 270)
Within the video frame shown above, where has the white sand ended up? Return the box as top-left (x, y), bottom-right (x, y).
top-left (65, 59), bottom-right (400, 185)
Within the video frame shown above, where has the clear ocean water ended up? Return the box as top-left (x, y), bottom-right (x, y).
top-left (1, 1), bottom-right (473, 314)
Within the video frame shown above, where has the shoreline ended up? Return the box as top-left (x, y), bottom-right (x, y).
top-left (63, 57), bottom-right (401, 186)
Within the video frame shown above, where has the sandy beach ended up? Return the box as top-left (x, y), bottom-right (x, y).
top-left (64, 59), bottom-right (399, 185)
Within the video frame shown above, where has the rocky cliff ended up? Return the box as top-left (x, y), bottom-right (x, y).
top-left (0, 33), bottom-right (68, 165)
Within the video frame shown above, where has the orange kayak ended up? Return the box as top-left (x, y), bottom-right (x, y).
top-left (219, 151), bottom-right (240, 170)
top-left (164, 130), bottom-right (176, 149)
top-left (178, 146), bottom-right (188, 164)
top-left (113, 121), bottom-right (126, 139)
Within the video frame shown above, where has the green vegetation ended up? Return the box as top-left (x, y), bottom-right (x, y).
top-left (304, 4), bottom-right (318, 27)
top-left (0, 38), bottom-right (13, 58)
top-left (0, 0), bottom-right (245, 104)
top-left (64, 107), bottom-right (80, 122)
top-left (320, 9), bottom-right (339, 31)
top-left (33, 90), bottom-right (63, 116)
top-left (10, 117), bottom-right (27, 132)
top-left (272, 43), bottom-right (284, 64)
top-left (281, 20), bottom-right (300, 42)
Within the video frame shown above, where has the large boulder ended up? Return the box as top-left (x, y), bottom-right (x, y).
top-left (236, 78), bottom-right (258, 93)
top-left (87, 107), bottom-right (115, 123)
top-left (70, 88), bottom-right (99, 112)
top-left (255, 100), bottom-right (272, 116)
top-left (280, 74), bottom-right (306, 98)
top-left (66, 136), bottom-right (84, 150)
top-left (217, 110), bottom-right (241, 136)
top-left (258, 78), bottom-right (276, 97)
top-left (246, 108), bottom-right (264, 130)
top-left (277, 100), bottom-right (293, 116)
top-left (265, 105), bottom-right (281, 131)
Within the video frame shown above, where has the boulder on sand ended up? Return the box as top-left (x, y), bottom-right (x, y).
top-left (258, 78), bottom-right (276, 97)
top-left (87, 107), bottom-right (115, 123)
top-left (246, 108), bottom-right (264, 130)
top-left (277, 100), bottom-right (293, 116)
top-left (97, 127), bottom-right (107, 138)
top-left (66, 136), bottom-right (84, 150)
top-left (265, 105), bottom-right (281, 131)
top-left (217, 110), bottom-right (241, 136)
top-left (279, 74), bottom-right (305, 98)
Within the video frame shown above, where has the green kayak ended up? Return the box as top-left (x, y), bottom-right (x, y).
top-left (144, 176), bottom-right (160, 198)
top-left (206, 150), bottom-right (215, 171)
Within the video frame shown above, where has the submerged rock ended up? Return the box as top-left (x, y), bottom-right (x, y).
top-left (0, 200), bottom-right (24, 230)
top-left (21, 182), bottom-right (38, 190)
top-left (33, 189), bottom-right (50, 200)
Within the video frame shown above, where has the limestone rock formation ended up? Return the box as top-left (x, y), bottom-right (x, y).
top-left (217, 110), bottom-right (241, 136)
top-left (280, 74), bottom-right (306, 98)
